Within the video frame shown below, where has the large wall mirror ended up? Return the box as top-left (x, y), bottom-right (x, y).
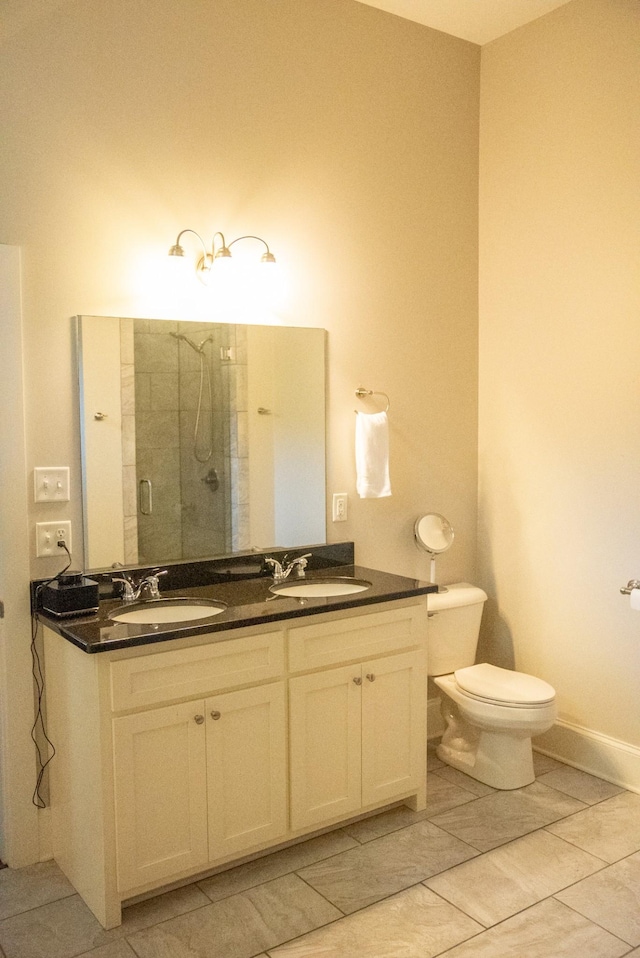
top-left (77, 316), bottom-right (326, 570)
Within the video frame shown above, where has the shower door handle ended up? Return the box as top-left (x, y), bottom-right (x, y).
top-left (139, 478), bottom-right (153, 515)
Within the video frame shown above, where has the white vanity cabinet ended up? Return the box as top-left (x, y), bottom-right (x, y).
top-left (43, 596), bottom-right (427, 929)
top-left (289, 651), bottom-right (425, 829)
top-left (111, 699), bottom-right (210, 891)
top-left (112, 681), bottom-right (287, 892)
top-left (204, 682), bottom-right (288, 860)
top-left (107, 629), bottom-right (288, 893)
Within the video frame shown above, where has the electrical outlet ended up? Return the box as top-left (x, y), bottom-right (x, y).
top-left (34, 466), bottom-right (70, 502)
top-left (332, 492), bottom-right (348, 522)
top-left (36, 521), bottom-right (72, 557)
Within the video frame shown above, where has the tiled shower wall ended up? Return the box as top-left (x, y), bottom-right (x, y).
top-left (120, 319), bottom-right (246, 565)
top-left (120, 318), bottom-right (138, 564)
top-left (220, 325), bottom-right (250, 553)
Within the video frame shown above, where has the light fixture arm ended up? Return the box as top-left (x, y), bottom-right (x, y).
top-left (169, 229), bottom-right (214, 276)
top-left (211, 232), bottom-right (230, 260)
top-left (228, 235), bottom-right (276, 264)
top-left (228, 235), bottom-right (270, 253)
top-left (170, 229), bottom-right (208, 260)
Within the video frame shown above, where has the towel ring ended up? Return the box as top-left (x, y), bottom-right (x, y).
top-left (355, 386), bottom-right (390, 413)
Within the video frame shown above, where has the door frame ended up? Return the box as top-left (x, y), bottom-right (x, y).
top-left (0, 244), bottom-right (40, 865)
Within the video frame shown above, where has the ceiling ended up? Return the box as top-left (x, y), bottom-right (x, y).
top-left (354, 0), bottom-right (574, 44)
top-left (2, 0), bottom-right (574, 46)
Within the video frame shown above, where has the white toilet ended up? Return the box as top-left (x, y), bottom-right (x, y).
top-left (428, 583), bottom-right (556, 789)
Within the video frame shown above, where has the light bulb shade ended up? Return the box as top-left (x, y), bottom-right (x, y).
top-left (168, 243), bottom-right (185, 257)
top-left (260, 250), bottom-right (276, 264)
top-left (214, 246), bottom-right (232, 260)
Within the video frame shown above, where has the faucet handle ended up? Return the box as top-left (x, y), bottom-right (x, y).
top-left (112, 576), bottom-right (136, 601)
top-left (143, 569), bottom-right (168, 598)
top-left (289, 553), bottom-right (312, 577)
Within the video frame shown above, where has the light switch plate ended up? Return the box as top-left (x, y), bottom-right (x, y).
top-left (34, 467), bottom-right (70, 502)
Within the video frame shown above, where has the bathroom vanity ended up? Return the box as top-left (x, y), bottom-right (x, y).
top-left (39, 561), bottom-right (433, 928)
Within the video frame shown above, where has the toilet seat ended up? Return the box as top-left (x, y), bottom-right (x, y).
top-left (454, 663), bottom-right (555, 708)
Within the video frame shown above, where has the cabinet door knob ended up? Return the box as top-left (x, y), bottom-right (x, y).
top-left (366, 673), bottom-right (376, 682)
top-left (194, 714), bottom-right (205, 725)
top-left (353, 676), bottom-right (362, 686)
top-left (210, 710), bottom-right (221, 720)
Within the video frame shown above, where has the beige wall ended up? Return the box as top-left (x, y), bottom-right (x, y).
top-left (1, 0), bottom-right (480, 585)
top-left (479, 0), bottom-right (640, 776)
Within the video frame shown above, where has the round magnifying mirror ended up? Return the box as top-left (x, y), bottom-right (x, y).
top-left (414, 513), bottom-right (454, 591)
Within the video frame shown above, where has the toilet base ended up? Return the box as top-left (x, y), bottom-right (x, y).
top-left (437, 702), bottom-right (536, 790)
top-left (437, 731), bottom-right (535, 790)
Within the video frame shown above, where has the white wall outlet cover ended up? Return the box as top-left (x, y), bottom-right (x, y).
top-left (332, 492), bottom-right (348, 522)
top-left (35, 521), bottom-right (72, 557)
top-left (34, 466), bottom-right (70, 502)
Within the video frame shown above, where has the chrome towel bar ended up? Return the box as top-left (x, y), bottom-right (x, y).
top-left (620, 579), bottom-right (640, 594)
top-left (355, 386), bottom-right (390, 413)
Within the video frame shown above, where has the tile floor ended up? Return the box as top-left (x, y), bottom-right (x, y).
top-left (1, 748), bottom-right (640, 958)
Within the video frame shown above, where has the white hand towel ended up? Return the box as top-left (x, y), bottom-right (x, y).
top-left (355, 411), bottom-right (392, 498)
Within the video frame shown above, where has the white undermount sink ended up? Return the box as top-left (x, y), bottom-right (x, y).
top-left (268, 576), bottom-right (372, 598)
top-left (110, 597), bottom-right (227, 625)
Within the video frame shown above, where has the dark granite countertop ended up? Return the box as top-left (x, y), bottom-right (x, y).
top-left (38, 564), bottom-right (436, 654)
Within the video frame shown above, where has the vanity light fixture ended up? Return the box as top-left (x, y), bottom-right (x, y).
top-left (168, 229), bottom-right (276, 283)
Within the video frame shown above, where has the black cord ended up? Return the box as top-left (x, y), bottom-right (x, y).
top-left (30, 542), bottom-right (72, 808)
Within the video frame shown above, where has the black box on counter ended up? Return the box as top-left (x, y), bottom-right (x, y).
top-left (41, 573), bottom-right (100, 617)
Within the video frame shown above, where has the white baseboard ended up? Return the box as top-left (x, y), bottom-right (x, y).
top-left (535, 719), bottom-right (640, 795)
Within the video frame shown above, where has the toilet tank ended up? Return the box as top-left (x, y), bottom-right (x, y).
top-left (427, 583), bottom-right (488, 676)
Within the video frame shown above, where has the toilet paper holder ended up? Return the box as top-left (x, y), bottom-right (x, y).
top-left (620, 579), bottom-right (640, 594)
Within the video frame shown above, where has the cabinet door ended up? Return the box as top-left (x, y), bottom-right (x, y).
top-left (206, 682), bottom-right (287, 860)
top-left (289, 665), bottom-right (362, 831)
top-left (113, 701), bottom-right (208, 893)
top-left (361, 650), bottom-right (426, 807)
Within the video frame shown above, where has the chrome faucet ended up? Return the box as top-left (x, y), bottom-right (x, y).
top-left (112, 569), bottom-right (168, 602)
top-left (263, 553), bottom-right (312, 583)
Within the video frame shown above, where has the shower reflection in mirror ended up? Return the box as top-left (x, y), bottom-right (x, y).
top-left (78, 317), bottom-right (326, 569)
top-left (169, 331), bottom-right (215, 463)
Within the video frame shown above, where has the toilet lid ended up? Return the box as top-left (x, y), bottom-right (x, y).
top-left (454, 663), bottom-right (556, 706)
